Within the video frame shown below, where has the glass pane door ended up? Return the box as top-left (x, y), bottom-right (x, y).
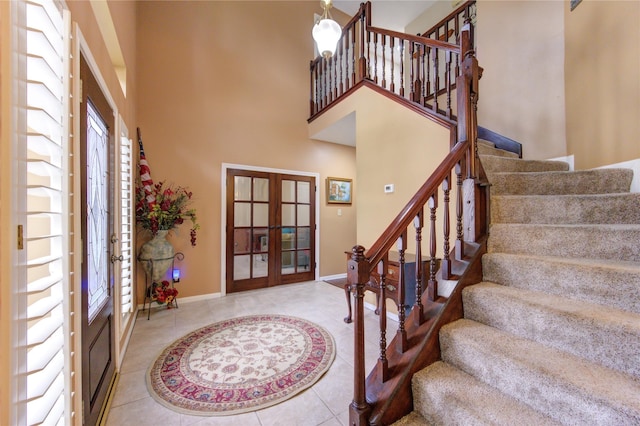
top-left (281, 179), bottom-right (312, 275)
top-left (232, 175), bottom-right (270, 282)
top-left (226, 169), bottom-right (315, 292)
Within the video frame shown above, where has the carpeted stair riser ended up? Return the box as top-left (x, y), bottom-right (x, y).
top-left (477, 142), bottom-right (520, 158)
top-left (489, 169), bottom-right (633, 196)
top-left (480, 154), bottom-right (569, 174)
top-left (462, 282), bottom-right (640, 378)
top-left (440, 320), bottom-right (640, 425)
top-left (491, 193), bottom-right (640, 225)
top-left (410, 362), bottom-right (560, 426)
top-left (482, 253), bottom-right (640, 315)
top-left (488, 223), bottom-right (640, 262)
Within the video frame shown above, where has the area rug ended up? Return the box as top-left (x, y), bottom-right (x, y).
top-left (146, 314), bottom-right (336, 416)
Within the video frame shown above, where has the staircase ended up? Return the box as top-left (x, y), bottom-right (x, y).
top-left (394, 142), bottom-right (640, 425)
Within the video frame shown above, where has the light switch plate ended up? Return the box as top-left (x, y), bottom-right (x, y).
top-left (384, 184), bottom-right (394, 193)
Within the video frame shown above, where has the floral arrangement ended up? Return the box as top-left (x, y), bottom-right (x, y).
top-left (151, 280), bottom-right (178, 307)
top-left (135, 180), bottom-right (200, 246)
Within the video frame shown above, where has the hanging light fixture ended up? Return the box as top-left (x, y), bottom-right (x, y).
top-left (312, 0), bottom-right (341, 58)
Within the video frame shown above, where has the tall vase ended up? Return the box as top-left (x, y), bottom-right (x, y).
top-left (139, 230), bottom-right (174, 282)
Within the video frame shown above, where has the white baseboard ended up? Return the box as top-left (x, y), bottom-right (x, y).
top-left (320, 273), bottom-right (347, 281)
top-left (546, 155), bottom-right (640, 193)
top-left (597, 158), bottom-right (640, 193)
top-left (364, 301), bottom-right (399, 322)
top-left (547, 154), bottom-right (575, 170)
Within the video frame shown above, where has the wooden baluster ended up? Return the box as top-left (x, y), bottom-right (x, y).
top-left (338, 40), bottom-right (343, 96)
top-left (321, 58), bottom-right (326, 109)
top-left (348, 245), bottom-right (371, 426)
top-left (425, 46), bottom-right (431, 106)
top-left (365, 30), bottom-right (371, 79)
top-left (433, 48), bottom-right (439, 113)
top-left (412, 209), bottom-right (424, 326)
top-left (328, 57), bottom-right (332, 104)
top-left (420, 45), bottom-right (426, 106)
top-left (358, 7), bottom-right (367, 81)
top-left (409, 42), bottom-right (415, 101)
top-left (377, 258), bottom-right (389, 382)
top-left (389, 37), bottom-right (395, 93)
top-left (396, 232), bottom-right (408, 353)
top-left (351, 25), bottom-right (357, 84)
top-left (446, 49), bottom-right (453, 118)
top-left (455, 162), bottom-right (465, 260)
top-left (333, 55), bottom-right (339, 101)
top-left (310, 61), bottom-right (315, 115)
top-left (442, 176), bottom-right (452, 280)
top-left (373, 33), bottom-right (378, 84)
top-left (399, 41), bottom-right (405, 98)
top-left (427, 195), bottom-right (438, 301)
top-left (381, 34), bottom-right (386, 89)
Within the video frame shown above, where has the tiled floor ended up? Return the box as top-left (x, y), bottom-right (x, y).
top-left (105, 280), bottom-right (398, 426)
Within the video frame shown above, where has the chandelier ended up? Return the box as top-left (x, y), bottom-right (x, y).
top-left (312, 0), bottom-right (341, 58)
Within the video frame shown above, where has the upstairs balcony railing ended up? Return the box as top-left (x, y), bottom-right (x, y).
top-left (309, 1), bottom-right (476, 124)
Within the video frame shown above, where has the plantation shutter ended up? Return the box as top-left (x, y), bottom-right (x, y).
top-left (21, 0), bottom-right (71, 424)
top-left (120, 134), bottom-right (134, 319)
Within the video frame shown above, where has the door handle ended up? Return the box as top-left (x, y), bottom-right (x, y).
top-left (110, 254), bottom-right (124, 263)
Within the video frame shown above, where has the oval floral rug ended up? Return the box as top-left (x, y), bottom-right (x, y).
top-left (146, 314), bottom-right (336, 415)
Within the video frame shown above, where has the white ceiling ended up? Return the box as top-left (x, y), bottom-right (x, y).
top-left (333, 0), bottom-right (437, 32)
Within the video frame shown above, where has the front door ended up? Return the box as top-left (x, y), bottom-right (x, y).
top-left (80, 54), bottom-right (116, 425)
top-left (226, 169), bottom-right (316, 293)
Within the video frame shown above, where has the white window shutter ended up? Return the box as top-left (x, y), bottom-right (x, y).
top-left (18, 0), bottom-right (72, 424)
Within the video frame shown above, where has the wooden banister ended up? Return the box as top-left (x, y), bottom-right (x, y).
top-left (309, 3), bottom-right (487, 425)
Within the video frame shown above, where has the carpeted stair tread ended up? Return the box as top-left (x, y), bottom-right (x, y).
top-left (390, 411), bottom-right (431, 426)
top-left (491, 193), bottom-right (640, 224)
top-left (480, 154), bottom-right (569, 174)
top-left (440, 319), bottom-right (640, 425)
top-left (489, 168), bottom-right (633, 195)
top-left (482, 252), bottom-right (640, 314)
top-left (478, 138), bottom-right (496, 148)
top-left (463, 282), bottom-right (640, 377)
top-left (488, 223), bottom-right (640, 262)
top-left (410, 361), bottom-right (560, 426)
top-left (477, 142), bottom-right (520, 158)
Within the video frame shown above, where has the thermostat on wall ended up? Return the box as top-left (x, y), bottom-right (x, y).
top-left (384, 184), bottom-right (394, 193)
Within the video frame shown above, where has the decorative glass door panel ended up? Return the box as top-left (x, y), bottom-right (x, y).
top-left (87, 101), bottom-right (109, 322)
top-left (226, 170), bottom-right (315, 292)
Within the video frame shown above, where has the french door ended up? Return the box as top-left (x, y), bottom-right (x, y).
top-left (79, 53), bottom-right (115, 426)
top-left (226, 169), bottom-right (316, 293)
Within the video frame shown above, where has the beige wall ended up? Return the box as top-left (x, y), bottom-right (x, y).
top-left (135, 1), bottom-right (357, 301)
top-left (475, 0), bottom-right (567, 160)
top-left (565, 0), bottom-right (640, 170)
top-left (67, 0), bottom-right (137, 129)
top-left (309, 87), bottom-right (451, 252)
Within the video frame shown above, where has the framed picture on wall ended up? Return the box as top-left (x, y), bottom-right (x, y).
top-left (326, 177), bottom-right (352, 204)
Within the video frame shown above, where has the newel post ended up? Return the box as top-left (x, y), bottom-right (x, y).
top-left (457, 22), bottom-right (485, 243)
top-left (348, 245), bottom-right (371, 426)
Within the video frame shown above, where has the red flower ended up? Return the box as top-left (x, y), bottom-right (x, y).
top-left (152, 280), bottom-right (178, 308)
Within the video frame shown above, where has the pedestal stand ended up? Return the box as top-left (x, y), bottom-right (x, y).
top-left (138, 252), bottom-right (184, 319)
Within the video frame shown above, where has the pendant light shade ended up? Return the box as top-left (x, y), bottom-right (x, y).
top-left (312, 0), bottom-right (341, 58)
